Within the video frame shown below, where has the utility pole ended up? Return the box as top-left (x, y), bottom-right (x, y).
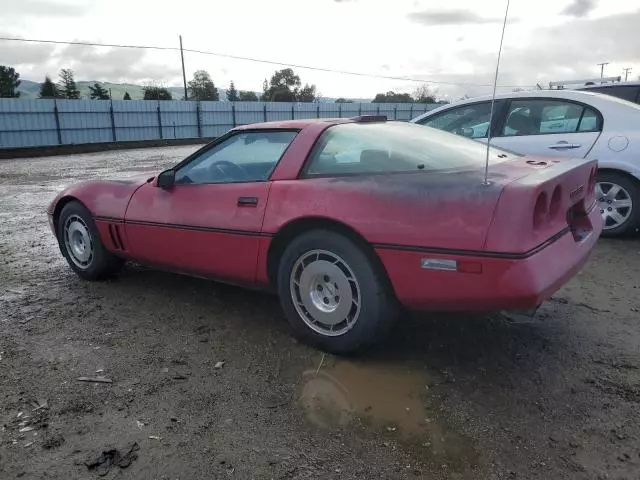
top-left (597, 62), bottom-right (609, 79)
top-left (623, 67), bottom-right (632, 82)
top-left (179, 35), bottom-right (188, 101)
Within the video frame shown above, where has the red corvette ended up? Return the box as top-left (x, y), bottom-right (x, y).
top-left (48, 116), bottom-right (602, 352)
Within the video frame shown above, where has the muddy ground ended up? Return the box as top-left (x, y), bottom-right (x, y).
top-left (0, 146), bottom-right (639, 480)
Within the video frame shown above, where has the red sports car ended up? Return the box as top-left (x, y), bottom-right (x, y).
top-left (48, 116), bottom-right (602, 353)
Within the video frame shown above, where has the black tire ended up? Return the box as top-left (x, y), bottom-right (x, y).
top-left (597, 171), bottom-right (640, 238)
top-left (56, 201), bottom-right (123, 280)
top-left (277, 229), bottom-right (398, 354)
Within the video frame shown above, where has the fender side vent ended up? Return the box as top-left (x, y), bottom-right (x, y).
top-left (108, 224), bottom-right (126, 251)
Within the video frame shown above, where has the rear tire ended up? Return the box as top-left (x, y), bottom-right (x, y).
top-left (596, 171), bottom-right (640, 237)
top-left (277, 229), bottom-right (398, 354)
top-left (57, 201), bottom-right (123, 280)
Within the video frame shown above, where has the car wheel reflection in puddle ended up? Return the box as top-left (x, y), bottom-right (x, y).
top-left (297, 360), bottom-right (480, 471)
top-left (297, 361), bottom-right (430, 438)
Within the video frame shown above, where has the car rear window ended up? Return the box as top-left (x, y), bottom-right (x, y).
top-left (303, 121), bottom-right (517, 177)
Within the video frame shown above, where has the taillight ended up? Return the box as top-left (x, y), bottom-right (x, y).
top-left (533, 191), bottom-right (548, 230)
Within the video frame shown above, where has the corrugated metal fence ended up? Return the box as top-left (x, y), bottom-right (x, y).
top-left (0, 99), bottom-right (438, 149)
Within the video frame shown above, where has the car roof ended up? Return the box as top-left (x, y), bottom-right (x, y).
top-left (234, 118), bottom-right (349, 130)
top-left (448, 89), bottom-right (611, 103)
top-left (412, 88), bottom-right (640, 121)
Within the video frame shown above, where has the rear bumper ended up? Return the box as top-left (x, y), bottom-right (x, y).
top-left (377, 207), bottom-right (601, 312)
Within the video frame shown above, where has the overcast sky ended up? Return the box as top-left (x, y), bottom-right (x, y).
top-left (1, 0), bottom-right (639, 99)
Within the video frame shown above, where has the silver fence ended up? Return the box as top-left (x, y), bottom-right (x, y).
top-left (0, 99), bottom-right (439, 149)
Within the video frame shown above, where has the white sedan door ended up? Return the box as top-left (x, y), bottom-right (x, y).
top-left (486, 98), bottom-right (602, 159)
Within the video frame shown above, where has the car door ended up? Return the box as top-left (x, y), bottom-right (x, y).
top-left (124, 129), bottom-right (298, 285)
top-left (488, 98), bottom-right (602, 159)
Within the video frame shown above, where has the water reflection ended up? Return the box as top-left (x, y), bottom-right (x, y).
top-left (298, 359), bottom-right (480, 474)
top-left (298, 360), bottom-right (429, 439)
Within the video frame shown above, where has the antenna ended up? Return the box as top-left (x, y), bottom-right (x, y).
top-left (483, 0), bottom-right (511, 186)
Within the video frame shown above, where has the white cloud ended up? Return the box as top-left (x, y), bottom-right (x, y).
top-left (1, 0), bottom-right (639, 99)
top-left (407, 10), bottom-right (507, 25)
top-left (561, 0), bottom-right (597, 17)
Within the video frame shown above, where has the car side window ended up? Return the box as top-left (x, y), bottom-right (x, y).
top-left (578, 108), bottom-right (598, 132)
top-left (417, 102), bottom-right (492, 139)
top-left (174, 131), bottom-right (297, 185)
top-left (501, 99), bottom-right (600, 137)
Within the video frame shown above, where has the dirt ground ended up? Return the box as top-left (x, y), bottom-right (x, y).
top-left (1, 146), bottom-right (639, 480)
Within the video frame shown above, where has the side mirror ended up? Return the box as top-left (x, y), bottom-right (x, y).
top-left (156, 170), bottom-right (175, 189)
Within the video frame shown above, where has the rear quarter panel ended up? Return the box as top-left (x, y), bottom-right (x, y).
top-left (262, 171), bottom-right (506, 250)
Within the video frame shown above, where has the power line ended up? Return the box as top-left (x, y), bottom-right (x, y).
top-left (0, 35), bottom-right (536, 88)
top-left (0, 36), bottom-right (174, 52)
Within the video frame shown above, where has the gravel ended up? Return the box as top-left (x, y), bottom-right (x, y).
top-left (1, 146), bottom-right (639, 479)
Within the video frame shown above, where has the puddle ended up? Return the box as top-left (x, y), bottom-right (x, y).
top-left (298, 360), bottom-right (430, 438)
top-left (298, 359), bottom-right (480, 472)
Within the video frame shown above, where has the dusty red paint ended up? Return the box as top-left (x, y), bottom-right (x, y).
top-left (47, 175), bottom-right (150, 219)
top-left (48, 118), bottom-right (603, 312)
top-left (124, 181), bottom-right (271, 284)
top-left (376, 208), bottom-right (599, 311)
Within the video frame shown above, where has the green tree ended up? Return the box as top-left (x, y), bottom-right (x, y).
top-left (142, 86), bottom-right (172, 100)
top-left (297, 84), bottom-right (317, 102)
top-left (58, 68), bottom-right (81, 99)
top-left (38, 76), bottom-right (59, 99)
top-left (262, 68), bottom-right (317, 102)
top-left (335, 98), bottom-right (353, 103)
top-left (0, 66), bottom-right (21, 98)
top-left (260, 78), bottom-right (269, 101)
top-left (187, 70), bottom-right (218, 101)
top-left (264, 68), bottom-right (299, 102)
top-left (226, 81), bottom-right (239, 101)
top-left (372, 91), bottom-right (414, 103)
top-left (88, 82), bottom-right (110, 100)
top-left (412, 85), bottom-right (436, 104)
top-left (238, 91), bottom-right (259, 101)
top-left (123, 91), bottom-right (132, 100)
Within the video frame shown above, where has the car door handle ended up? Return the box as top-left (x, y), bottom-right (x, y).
top-left (548, 143), bottom-right (581, 150)
top-left (237, 196), bottom-right (258, 207)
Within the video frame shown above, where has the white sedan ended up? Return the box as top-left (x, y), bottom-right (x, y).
top-left (411, 90), bottom-right (640, 237)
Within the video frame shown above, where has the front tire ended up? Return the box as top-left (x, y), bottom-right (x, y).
top-left (596, 171), bottom-right (640, 237)
top-left (277, 230), bottom-right (398, 354)
top-left (57, 201), bottom-right (123, 280)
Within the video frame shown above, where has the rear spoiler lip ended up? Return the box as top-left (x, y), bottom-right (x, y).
top-left (510, 157), bottom-right (598, 186)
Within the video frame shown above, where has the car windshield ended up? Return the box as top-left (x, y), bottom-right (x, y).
top-left (305, 121), bottom-right (518, 176)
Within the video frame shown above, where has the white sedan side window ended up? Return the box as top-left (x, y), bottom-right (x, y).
top-left (501, 99), bottom-right (600, 137)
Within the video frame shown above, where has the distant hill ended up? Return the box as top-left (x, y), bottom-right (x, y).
top-left (16, 79), bottom-right (371, 102)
